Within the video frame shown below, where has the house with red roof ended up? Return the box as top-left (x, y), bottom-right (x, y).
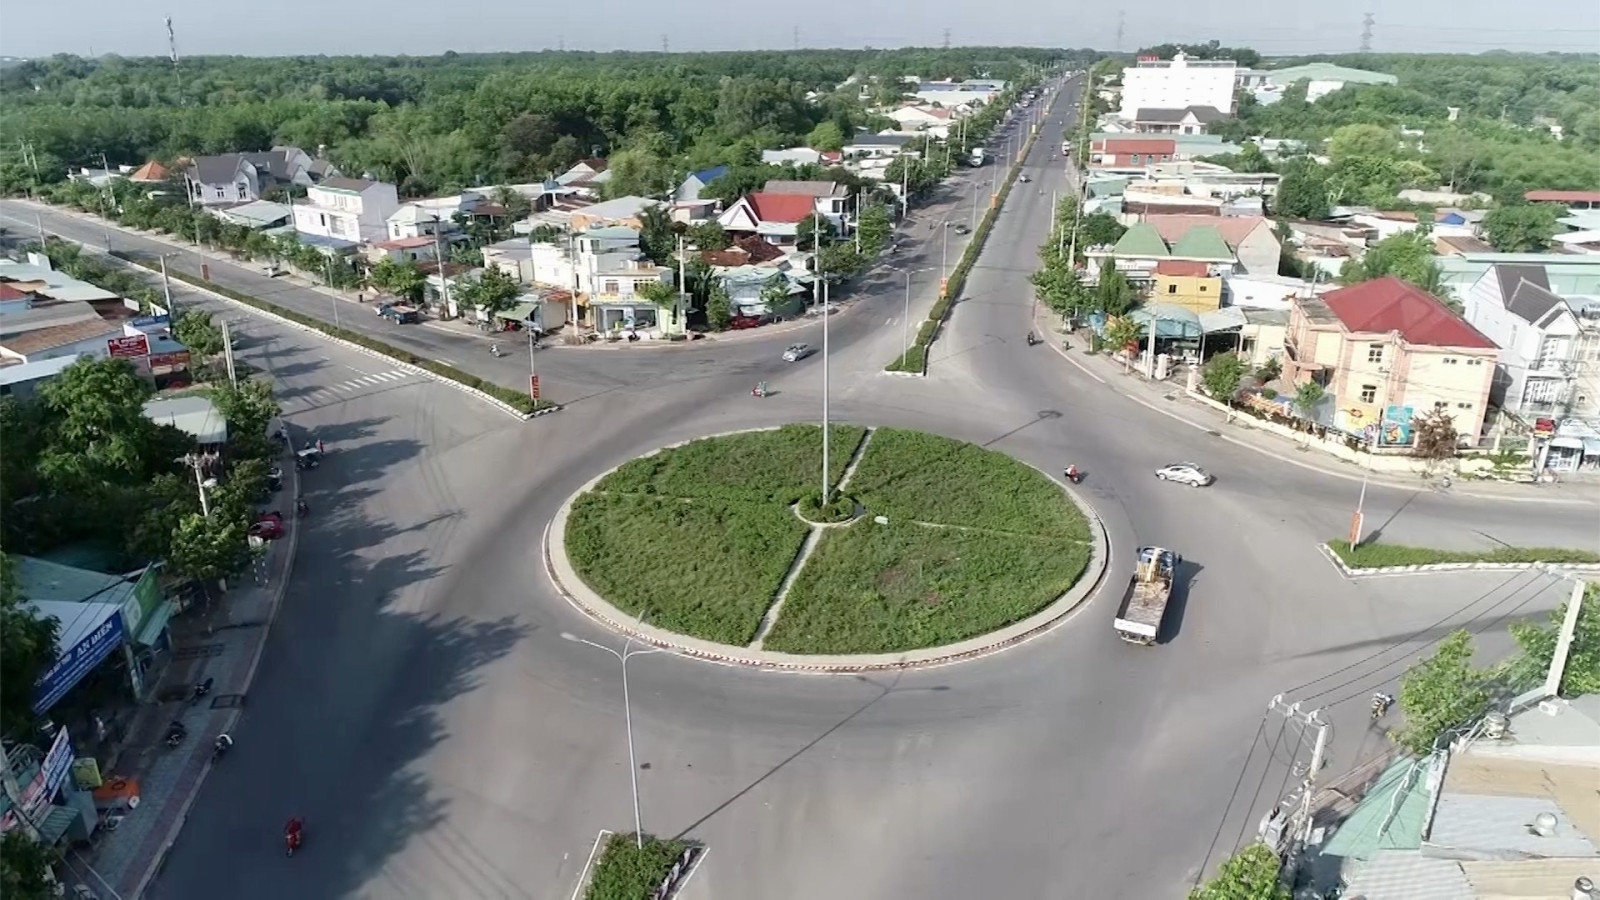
top-left (716, 192), bottom-right (820, 245)
top-left (1285, 276), bottom-right (1499, 443)
top-left (1089, 137), bottom-right (1176, 169)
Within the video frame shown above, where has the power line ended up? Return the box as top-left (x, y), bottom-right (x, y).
top-left (1194, 715), bottom-right (1268, 888)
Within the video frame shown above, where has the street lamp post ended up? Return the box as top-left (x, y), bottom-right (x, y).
top-left (560, 630), bottom-right (664, 850)
top-left (891, 267), bottom-right (932, 362)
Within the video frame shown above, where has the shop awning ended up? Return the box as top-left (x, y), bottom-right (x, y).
top-left (1585, 438), bottom-right (1600, 456)
top-left (494, 301), bottom-right (539, 322)
top-left (1549, 436), bottom-right (1586, 451)
top-left (1129, 303), bottom-right (1203, 339)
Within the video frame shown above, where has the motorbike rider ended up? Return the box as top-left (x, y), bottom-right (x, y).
top-left (285, 817), bottom-right (305, 851)
top-left (214, 733), bottom-right (233, 753)
top-left (1371, 692), bottom-right (1394, 718)
top-left (295, 497), bottom-right (309, 518)
top-left (490, 342), bottom-right (502, 357)
top-left (1026, 331), bottom-right (1037, 345)
top-left (1064, 464), bottom-right (1081, 482)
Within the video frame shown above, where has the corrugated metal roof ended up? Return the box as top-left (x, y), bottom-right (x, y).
top-left (1322, 758), bottom-right (1434, 860)
top-left (1340, 851), bottom-right (1473, 900)
top-left (1169, 225), bottom-right (1234, 261)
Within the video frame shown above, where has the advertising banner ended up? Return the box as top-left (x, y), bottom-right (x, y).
top-left (1380, 405), bottom-right (1415, 447)
top-left (107, 334), bottom-right (151, 359)
top-left (32, 611), bottom-right (125, 714)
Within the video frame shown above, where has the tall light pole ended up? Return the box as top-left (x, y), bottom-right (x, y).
top-left (560, 629), bottom-right (664, 850)
top-left (892, 267), bottom-right (932, 361)
top-left (820, 250), bottom-right (832, 501)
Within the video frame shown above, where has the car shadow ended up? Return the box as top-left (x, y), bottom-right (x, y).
top-left (1156, 560), bottom-right (1204, 645)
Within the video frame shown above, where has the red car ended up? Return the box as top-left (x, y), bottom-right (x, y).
top-left (728, 315), bottom-right (768, 330)
top-left (248, 511), bottom-right (285, 540)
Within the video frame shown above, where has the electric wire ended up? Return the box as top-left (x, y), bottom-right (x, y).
top-left (1234, 716), bottom-right (1290, 854)
top-left (1193, 714), bottom-right (1268, 889)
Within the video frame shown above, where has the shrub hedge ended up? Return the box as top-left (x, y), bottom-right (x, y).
top-left (1328, 540), bottom-right (1600, 569)
top-left (884, 106), bottom-right (1048, 374)
top-left (585, 833), bottom-right (690, 900)
top-left (116, 253), bottom-right (552, 415)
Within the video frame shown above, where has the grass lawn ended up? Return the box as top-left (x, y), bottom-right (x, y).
top-left (565, 492), bottom-right (809, 645)
top-left (848, 427), bottom-right (1090, 540)
top-left (762, 520), bottom-right (1091, 654)
top-left (585, 833), bottom-right (689, 900)
top-left (1328, 540), bottom-right (1600, 569)
top-left (596, 424), bottom-right (867, 504)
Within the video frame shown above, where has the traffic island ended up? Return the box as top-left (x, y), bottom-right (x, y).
top-left (1321, 539), bottom-right (1600, 578)
top-left (548, 425), bottom-right (1108, 670)
top-left (577, 831), bottom-right (705, 900)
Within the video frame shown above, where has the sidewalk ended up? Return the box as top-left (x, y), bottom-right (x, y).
top-left (69, 440), bottom-right (301, 899)
top-left (1030, 306), bottom-right (1599, 505)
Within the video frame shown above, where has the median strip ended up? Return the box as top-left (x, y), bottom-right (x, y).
top-left (886, 92), bottom-right (1055, 375)
top-left (1321, 540), bottom-right (1600, 576)
top-left (115, 253), bottom-right (558, 419)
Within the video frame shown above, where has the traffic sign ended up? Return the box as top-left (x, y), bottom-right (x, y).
top-left (939, 278), bottom-right (949, 298)
top-left (529, 375), bottom-right (541, 401)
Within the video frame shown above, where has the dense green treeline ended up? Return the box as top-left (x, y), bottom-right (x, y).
top-left (0, 47), bottom-right (1089, 197)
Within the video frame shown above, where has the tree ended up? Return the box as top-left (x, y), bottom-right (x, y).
top-left (816, 243), bottom-right (865, 279)
top-left (705, 280), bottom-right (732, 331)
top-left (0, 553), bottom-right (58, 739)
top-left (806, 121), bottom-right (846, 152)
top-left (208, 377), bottom-right (281, 443)
top-left (636, 204), bottom-right (679, 266)
top-left (167, 512), bottom-right (252, 586)
top-left (1102, 316), bottom-right (1141, 356)
top-left (1202, 352), bottom-right (1248, 403)
top-left (1339, 231), bottom-right (1444, 296)
top-left (1030, 264), bottom-right (1091, 317)
top-left (1291, 381), bottom-right (1325, 421)
top-left (796, 214), bottom-right (835, 252)
top-left (1188, 842), bottom-right (1288, 900)
top-left (455, 265), bottom-right (523, 316)
top-left (173, 310), bottom-right (224, 358)
top-left (760, 272), bottom-right (791, 309)
top-left (854, 203), bottom-right (893, 255)
top-left (1394, 630), bottom-right (1490, 756)
top-left (1481, 203), bottom-right (1563, 252)
top-left (636, 279), bottom-right (679, 324)
top-left (368, 257), bottom-right (426, 303)
top-left (685, 221), bottom-right (731, 252)
top-left (37, 358), bottom-right (157, 491)
top-left (1510, 585), bottom-right (1600, 697)
top-left (0, 831), bottom-right (58, 900)
top-left (1078, 212), bottom-right (1126, 251)
top-left (1272, 159), bottom-right (1331, 220)
top-left (1093, 259), bottom-right (1135, 317)
top-left (1411, 408), bottom-right (1459, 459)
top-left (1327, 123), bottom-right (1397, 161)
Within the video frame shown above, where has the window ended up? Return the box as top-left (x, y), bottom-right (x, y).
top-left (1455, 402), bottom-right (1472, 410)
top-left (1131, 154), bottom-right (1142, 164)
top-left (214, 187), bottom-right (225, 199)
top-left (1167, 284), bottom-right (1178, 294)
top-left (1366, 344), bottom-right (1384, 363)
top-left (1466, 358), bottom-right (1483, 366)
top-left (603, 280), bottom-right (620, 295)
top-left (1434, 401), bottom-right (1448, 410)
top-left (1199, 284), bottom-right (1208, 292)
top-left (1359, 384), bottom-right (1377, 403)
top-left (1442, 357), bottom-right (1458, 365)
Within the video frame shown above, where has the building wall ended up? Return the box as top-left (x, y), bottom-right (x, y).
top-left (292, 206), bottom-right (361, 242)
top-left (1233, 226), bottom-right (1282, 275)
top-left (1392, 346), bottom-right (1495, 437)
top-left (1118, 60), bottom-right (1237, 120)
top-left (1153, 274), bottom-right (1222, 313)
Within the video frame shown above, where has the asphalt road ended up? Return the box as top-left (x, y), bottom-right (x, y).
top-left (16, 76), bottom-right (1598, 899)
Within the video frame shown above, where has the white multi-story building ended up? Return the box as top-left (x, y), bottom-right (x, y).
top-left (1118, 52), bottom-right (1238, 121)
top-left (1462, 262), bottom-right (1600, 422)
top-left (292, 177), bottom-right (401, 245)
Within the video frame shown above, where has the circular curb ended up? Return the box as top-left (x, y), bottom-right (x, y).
top-left (541, 424), bottom-right (1112, 673)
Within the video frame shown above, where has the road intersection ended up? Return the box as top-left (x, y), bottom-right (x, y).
top-left (9, 75), bottom-right (1598, 900)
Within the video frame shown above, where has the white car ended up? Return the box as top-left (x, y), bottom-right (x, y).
top-left (782, 343), bottom-right (815, 362)
top-left (1155, 462), bottom-right (1214, 488)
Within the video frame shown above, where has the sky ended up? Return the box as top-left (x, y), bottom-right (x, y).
top-left (1, 0), bottom-right (1596, 58)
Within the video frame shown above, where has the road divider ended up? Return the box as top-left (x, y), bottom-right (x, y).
top-left (115, 252), bottom-right (557, 420)
top-left (1320, 540), bottom-right (1600, 578)
top-left (885, 91), bottom-right (1055, 375)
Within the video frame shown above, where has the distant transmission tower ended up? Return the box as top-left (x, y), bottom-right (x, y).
top-left (1359, 13), bottom-right (1374, 52)
top-left (1115, 11), bottom-right (1126, 51)
top-left (942, 28), bottom-right (952, 50)
top-left (165, 16), bottom-right (179, 66)
top-left (558, 35), bottom-right (565, 52)
top-left (661, 35), bottom-right (669, 53)
top-left (793, 26), bottom-right (800, 51)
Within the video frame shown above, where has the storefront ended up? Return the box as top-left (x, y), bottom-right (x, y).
top-left (1538, 422), bottom-right (1600, 473)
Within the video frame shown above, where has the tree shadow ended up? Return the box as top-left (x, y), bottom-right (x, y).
top-left (304, 438), bottom-right (425, 489)
top-left (301, 416), bottom-right (389, 446)
top-left (263, 359), bottom-right (330, 380)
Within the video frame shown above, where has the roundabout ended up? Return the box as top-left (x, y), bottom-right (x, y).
top-left (548, 424), bottom-right (1108, 668)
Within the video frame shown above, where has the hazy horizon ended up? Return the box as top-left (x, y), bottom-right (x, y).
top-left (1, 0), bottom-right (1596, 60)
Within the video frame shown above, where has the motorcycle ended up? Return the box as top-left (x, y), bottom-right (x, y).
top-left (164, 720), bottom-right (187, 748)
top-left (212, 733), bottom-right (233, 761)
top-left (752, 382), bottom-right (769, 399)
top-left (1026, 332), bottom-right (1038, 347)
top-left (1063, 466), bottom-right (1084, 484)
top-left (490, 344), bottom-right (503, 358)
top-left (1370, 693), bottom-right (1394, 721)
top-left (295, 498), bottom-right (309, 519)
top-left (191, 676), bottom-right (214, 705)
top-left (285, 821), bottom-right (304, 857)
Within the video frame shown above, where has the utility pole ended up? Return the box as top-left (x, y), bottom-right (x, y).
top-left (166, 15), bottom-right (180, 66)
top-left (158, 252), bottom-right (176, 315)
top-left (1542, 578), bottom-right (1590, 698)
top-left (0, 743), bottom-right (42, 841)
top-left (1258, 695), bottom-right (1330, 885)
top-left (1359, 13), bottom-right (1375, 53)
top-left (793, 25), bottom-right (800, 51)
top-left (220, 318), bottom-right (238, 387)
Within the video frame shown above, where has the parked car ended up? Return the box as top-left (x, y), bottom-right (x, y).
top-left (729, 315), bottom-right (767, 330)
top-left (782, 343), bottom-right (814, 362)
top-left (1019, 174), bottom-right (1031, 183)
top-left (248, 511), bottom-right (285, 540)
top-left (1155, 462), bottom-right (1214, 488)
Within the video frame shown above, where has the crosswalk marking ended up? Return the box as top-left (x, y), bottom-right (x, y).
top-left (279, 369), bottom-right (422, 412)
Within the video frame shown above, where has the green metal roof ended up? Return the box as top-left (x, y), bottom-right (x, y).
top-left (1168, 225), bottom-right (1234, 261)
top-left (1112, 223), bottom-right (1170, 257)
top-left (1265, 63), bottom-right (1398, 86)
top-left (1320, 758), bottom-right (1431, 860)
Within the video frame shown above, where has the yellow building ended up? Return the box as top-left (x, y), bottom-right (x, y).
top-left (1152, 259), bottom-right (1223, 314)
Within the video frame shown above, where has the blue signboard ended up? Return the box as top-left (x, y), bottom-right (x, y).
top-left (32, 611), bottom-right (125, 714)
top-left (132, 314), bottom-right (171, 330)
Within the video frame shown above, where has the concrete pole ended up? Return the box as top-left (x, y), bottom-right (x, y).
top-left (1543, 578), bottom-right (1589, 698)
top-left (821, 272), bottom-right (831, 501)
top-left (159, 252), bottom-right (175, 316)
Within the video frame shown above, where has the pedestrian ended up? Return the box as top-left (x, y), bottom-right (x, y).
top-left (316, 439), bottom-right (325, 454)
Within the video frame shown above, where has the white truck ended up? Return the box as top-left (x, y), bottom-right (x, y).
top-left (969, 148), bottom-right (986, 167)
top-left (1113, 546), bottom-right (1180, 645)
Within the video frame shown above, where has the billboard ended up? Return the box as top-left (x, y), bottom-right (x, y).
top-left (107, 334), bottom-right (151, 359)
top-left (1380, 405), bottom-right (1415, 447)
top-left (32, 611), bottom-right (125, 714)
